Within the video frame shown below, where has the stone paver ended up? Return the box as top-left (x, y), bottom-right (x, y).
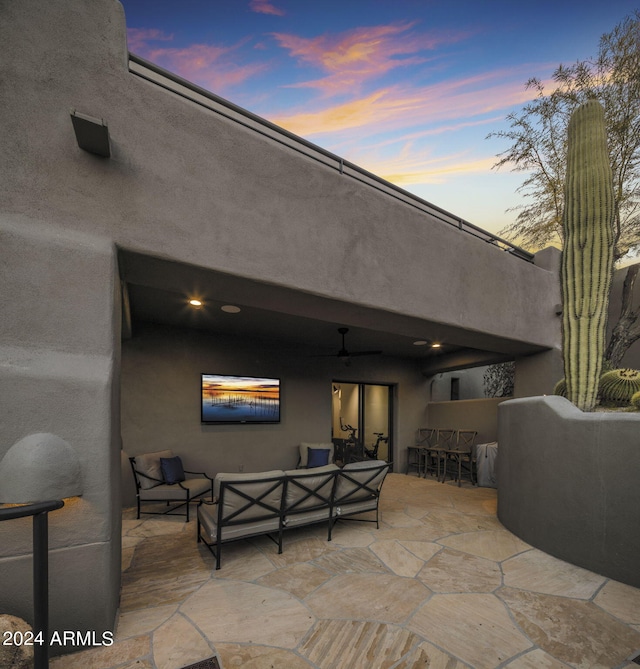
top-left (49, 474), bottom-right (640, 669)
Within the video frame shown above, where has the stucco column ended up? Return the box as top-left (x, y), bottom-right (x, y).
top-left (0, 220), bottom-right (121, 647)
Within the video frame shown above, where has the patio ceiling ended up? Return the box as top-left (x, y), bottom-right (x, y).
top-left (119, 249), bottom-right (545, 373)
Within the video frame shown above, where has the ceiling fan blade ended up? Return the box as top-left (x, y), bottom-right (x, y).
top-left (310, 327), bottom-right (383, 359)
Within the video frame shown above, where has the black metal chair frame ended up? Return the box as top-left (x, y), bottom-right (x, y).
top-left (129, 457), bottom-right (213, 523)
top-left (329, 462), bottom-right (390, 540)
top-left (197, 476), bottom-right (285, 570)
top-left (283, 472), bottom-right (336, 516)
top-left (197, 463), bottom-right (390, 568)
top-left (0, 500), bottom-right (65, 669)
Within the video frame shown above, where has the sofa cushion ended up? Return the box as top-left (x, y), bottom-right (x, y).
top-left (284, 507), bottom-right (332, 528)
top-left (214, 470), bottom-right (285, 524)
top-left (283, 464), bottom-right (339, 513)
top-left (307, 448), bottom-right (331, 468)
top-left (299, 442), bottom-right (334, 468)
top-left (134, 450), bottom-right (173, 489)
top-left (160, 456), bottom-right (185, 484)
top-left (213, 470), bottom-right (285, 498)
top-left (198, 502), bottom-right (280, 543)
top-left (335, 460), bottom-right (389, 504)
top-left (139, 478), bottom-right (211, 501)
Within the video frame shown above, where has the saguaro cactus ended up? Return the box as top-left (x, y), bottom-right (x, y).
top-left (561, 99), bottom-right (615, 411)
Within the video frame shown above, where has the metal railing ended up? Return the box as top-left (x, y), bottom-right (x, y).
top-left (128, 53), bottom-right (534, 263)
top-left (0, 500), bottom-right (65, 669)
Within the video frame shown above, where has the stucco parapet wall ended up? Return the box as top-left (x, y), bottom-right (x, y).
top-left (497, 395), bottom-right (640, 588)
top-left (1, 0), bottom-right (559, 352)
top-left (1, 216), bottom-right (118, 356)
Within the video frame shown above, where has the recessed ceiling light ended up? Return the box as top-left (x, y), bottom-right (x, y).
top-left (413, 340), bottom-right (428, 346)
top-left (221, 305), bottom-right (241, 313)
top-left (188, 299), bottom-right (202, 308)
top-left (431, 342), bottom-right (442, 348)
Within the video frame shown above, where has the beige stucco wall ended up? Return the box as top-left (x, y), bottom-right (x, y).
top-left (426, 398), bottom-right (506, 444)
top-left (1, 1), bottom-right (560, 354)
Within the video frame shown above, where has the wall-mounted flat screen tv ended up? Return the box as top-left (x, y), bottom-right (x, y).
top-left (201, 374), bottom-right (281, 424)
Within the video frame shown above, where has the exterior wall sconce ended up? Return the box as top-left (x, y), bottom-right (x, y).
top-left (70, 109), bottom-right (111, 157)
top-left (0, 433), bottom-right (84, 669)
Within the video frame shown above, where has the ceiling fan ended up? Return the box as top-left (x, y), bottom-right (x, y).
top-left (317, 327), bottom-right (382, 364)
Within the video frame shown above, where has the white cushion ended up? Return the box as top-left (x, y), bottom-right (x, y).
top-left (335, 461), bottom-right (389, 504)
top-left (214, 471), bottom-right (285, 523)
top-left (298, 442), bottom-right (334, 468)
top-left (213, 470), bottom-right (285, 498)
top-left (198, 503), bottom-right (280, 543)
top-left (284, 507), bottom-right (332, 527)
top-left (139, 477), bottom-right (211, 501)
top-left (133, 450), bottom-right (173, 489)
top-left (284, 464), bottom-right (338, 512)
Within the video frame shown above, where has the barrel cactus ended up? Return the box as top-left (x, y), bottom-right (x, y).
top-left (560, 99), bottom-right (615, 412)
top-left (598, 368), bottom-right (640, 405)
top-left (553, 378), bottom-right (567, 397)
top-left (631, 391), bottom-right (640, 410)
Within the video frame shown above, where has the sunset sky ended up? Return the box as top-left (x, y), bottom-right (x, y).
top-left (121, 0), bottom-right (637, 241)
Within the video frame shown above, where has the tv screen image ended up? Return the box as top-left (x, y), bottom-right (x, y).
top-left (201, 374), bottom-right (281, 424)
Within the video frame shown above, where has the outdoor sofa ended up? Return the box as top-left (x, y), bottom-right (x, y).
top-left (197, 459), bottom-right (390, 569)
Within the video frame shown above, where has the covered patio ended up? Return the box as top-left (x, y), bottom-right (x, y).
top-left (52, 475), bottom-right (640, 669)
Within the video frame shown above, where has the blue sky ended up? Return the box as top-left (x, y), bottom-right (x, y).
top-left (121, 0), bottom-right (638, 243)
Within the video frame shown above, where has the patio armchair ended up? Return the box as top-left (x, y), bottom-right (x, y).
top-left (129, 450), bottom-right (213, 522)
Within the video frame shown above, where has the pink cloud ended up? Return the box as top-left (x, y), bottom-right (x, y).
top-left (250, 0), bottom-right (285, 16)
top-left (271, 68), bottom-right (544, 138)
top-left (127, 28), bottom-right (174, 54)
top-left (127, 29), bottom-right (267, 92)
top-left (271, 22), bottom-right (470, 94)
top-left (378, 155), bottom-right (499, 186)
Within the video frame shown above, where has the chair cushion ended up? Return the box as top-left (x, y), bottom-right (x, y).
top-left (198, 502), bottom-right (280, 543)
top-left (134, 450), bottom-right (173, 489)
top-left (299, 442), bottom-right (334, 468)
top-left (214, 471), bottom-right (285, 524)
top-left (213, 470), bottom-right (285, 499)
top-left (160, 456), bottom-right (185, 484)
top-left (307, 448), bottom-right (331, 468)
top-left (139, 477), bottom-right (212, 501)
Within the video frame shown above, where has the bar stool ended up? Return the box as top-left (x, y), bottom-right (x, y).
top-left (420, 428), bottom-right (440, 478)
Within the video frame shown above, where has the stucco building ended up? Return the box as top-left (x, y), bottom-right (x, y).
top-left (4, 0), bottom-right (636, 646)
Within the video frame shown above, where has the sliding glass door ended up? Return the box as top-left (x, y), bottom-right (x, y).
top-left (331, 381), bottom-right (393, 464)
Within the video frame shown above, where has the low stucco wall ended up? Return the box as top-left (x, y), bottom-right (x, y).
top-left (426, 398), bottom-right (506, 444)
top-left (497, 396), bottom-right (640, 588)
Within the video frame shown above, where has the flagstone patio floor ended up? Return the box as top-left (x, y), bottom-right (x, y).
top-left (51, 473), bottom-right (640, 669)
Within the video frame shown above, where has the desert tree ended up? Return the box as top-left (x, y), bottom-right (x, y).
top-left (488, 12), bottom-right (640, 365)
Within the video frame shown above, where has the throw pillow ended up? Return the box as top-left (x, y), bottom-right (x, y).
top-left (307, 448), bottom-right (330, 468)
top-left (160, 456), bottom-right (186, 484)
